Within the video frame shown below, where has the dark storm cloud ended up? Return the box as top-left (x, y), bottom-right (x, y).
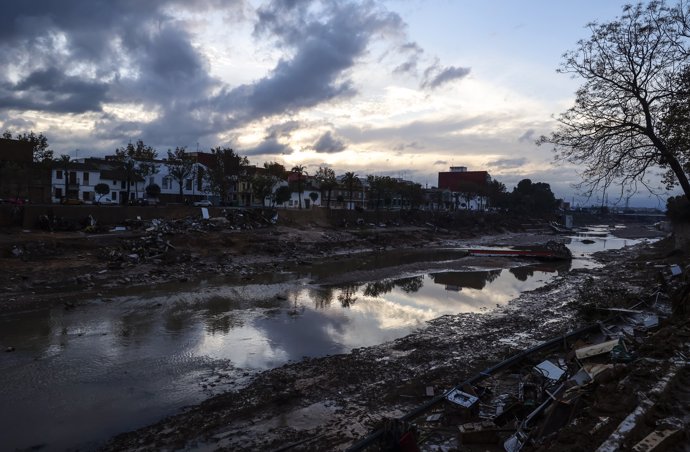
top-left (0, 0), bottom-right (240, 148)
top-left (0, 113), bottom-right (35, 131)
top-left (1, 0), bottom-right (470, 155)
top-left (244, 131), bottom-right (294, 156)
top-left (487, 157), bottom-right (528, 169)
top-left (422, 63), bottom-right (471, 89)
top-left (312, 131), bottom-right (346, 153)
top-left (93, 116), bottom-right (144, 142)
top-left (266, 120), bottom-right (303, 138)
top-left (0, 67), bottom-right (109, 113)
top-left (216, 1), bottom-right (405, 122)
top-left (117, 27), bottom-right (217, 103)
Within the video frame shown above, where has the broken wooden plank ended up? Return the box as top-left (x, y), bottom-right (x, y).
top-left (575, 339), bottom-right (619, 360)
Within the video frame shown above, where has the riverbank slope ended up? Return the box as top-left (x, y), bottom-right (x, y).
top-left (98, 223), bottom-right (690, 451)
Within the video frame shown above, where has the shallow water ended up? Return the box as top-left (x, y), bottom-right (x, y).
top-left (0, 227), bottom-right (646, 450)
top-left (567, 224), bottom-right (648, 269)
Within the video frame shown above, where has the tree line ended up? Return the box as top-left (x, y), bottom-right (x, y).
top-left (2, 130), bottom-right (559, 212)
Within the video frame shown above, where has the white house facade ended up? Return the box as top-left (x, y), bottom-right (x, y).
top-left (50, 158), bottom-right (211, 204)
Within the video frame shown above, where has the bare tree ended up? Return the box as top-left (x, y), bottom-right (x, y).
top-left (539, 2), bottom-right (690, 202)
top-left (205, 147), bottom-right (248, 204)
top-left (165, 147), bottom-right (194, 203)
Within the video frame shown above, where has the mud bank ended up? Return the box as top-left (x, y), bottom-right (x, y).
top-left (95, 225), bottom-right (690, 451)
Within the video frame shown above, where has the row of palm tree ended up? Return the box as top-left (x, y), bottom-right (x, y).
top-left (288, 165), bottom-right (362, 209)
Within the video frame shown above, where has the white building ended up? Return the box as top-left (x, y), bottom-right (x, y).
top-left (50, 160), bottom-right (109, 203)
top-left (50, 158), bottom-right (211, 204)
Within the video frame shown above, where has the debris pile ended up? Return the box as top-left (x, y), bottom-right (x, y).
top-left (543, 240), bottom-right (572, 260)
top-left (117, 209), bottom-right (278, 234)
top-left (98, 233), bottom-right (187, 266)
top-left (351, 284), bottom-right (687, 451)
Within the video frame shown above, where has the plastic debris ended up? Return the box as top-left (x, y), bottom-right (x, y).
top-left (534, 360), bottom-right (565, 381)
top-left (575, 339), bottom-right (619, 360)
top-left (446, 389), bottom-right (479, 409)
top-left (669, 264), bottom-right (682, 277)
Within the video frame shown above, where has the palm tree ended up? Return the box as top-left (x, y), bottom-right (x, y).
top-left (343, 171), bottom-right (358, 210)
top-left (291, 165), bottom-right (306, 209)
top-left (315, 166), bottom-right (337, 208)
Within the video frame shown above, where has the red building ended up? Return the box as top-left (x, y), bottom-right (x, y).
top-left (437, 166), bottom-right (491, 191)
top-left (437, 166), bottom-right (491, 210)
top-left (0, 138), bottom-right (52, 203)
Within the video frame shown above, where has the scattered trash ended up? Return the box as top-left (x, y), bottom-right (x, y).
top-left (583, 363), bottom-right (613, 381)
top-left (610, 339), bottom-right (635, 363)
top-left (425, 413), bottom-right (442, 422)
top-left (669, 264), bottom-right (682, 277)
top-left (503, 430), bottom-right (528, 452)
top-left (458, 421), bottom-right (502, 444)
top-left (351, 290), bottom-right (671, 452)
top-left (534, 360), bottom-right (565, 382)
top-left (568, 367), bottom-right (592, 386)
top-left (575, 339), bottom-right (619, 360)
top-left (445, 389), bottom-right (479, 409)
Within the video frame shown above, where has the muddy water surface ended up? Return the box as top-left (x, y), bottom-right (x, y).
top-left (0, 229), bottom-right (646, 451)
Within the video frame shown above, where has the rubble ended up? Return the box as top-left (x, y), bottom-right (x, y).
top-left (346, 282), bottom-right (681, 452)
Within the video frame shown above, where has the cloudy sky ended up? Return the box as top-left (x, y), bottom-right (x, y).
top-left (0, 0), bottom-right (670, 207)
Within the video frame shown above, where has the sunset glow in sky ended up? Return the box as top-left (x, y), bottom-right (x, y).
top-left (1, 0), bottom-right (668, 206)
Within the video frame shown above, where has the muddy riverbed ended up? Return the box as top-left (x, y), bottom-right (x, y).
top-left (0, 221), bottom-right (668, 451)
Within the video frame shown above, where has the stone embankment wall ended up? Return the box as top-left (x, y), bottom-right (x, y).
top-left (0, 204), bottom-right (534, 231)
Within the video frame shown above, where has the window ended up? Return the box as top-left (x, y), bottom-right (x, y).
top-left (121, 180), bottom-right (126, 189)
top-left (55, 188), bottom-right (63, 199)
top-left (113, 180), bottom-right (117, 186)
top-left (111, 192), bottom-right (117, 200)
top-left (185, 179), bottom-right (192, 190)
top-left (83, 172), bottom-right (89, 183)
top-left (83, 192), bottom-right (91, 201)
top-left (149, 177), bottom-right (155, 186)
top-left (162, 177), bottom-right (170, 189)
top-left (56, 170), bottom-right (63, 180)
